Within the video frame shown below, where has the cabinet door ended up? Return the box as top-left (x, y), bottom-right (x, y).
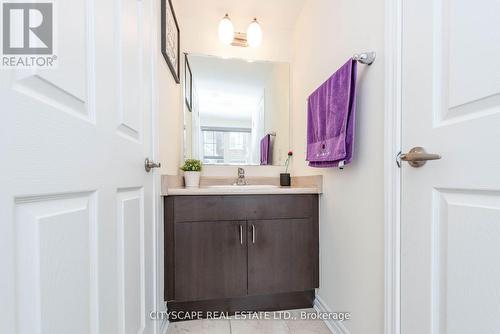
top-left (174, 221), bottom-right (247, 301)
top-left (248, 219), bottom-right (319, 296)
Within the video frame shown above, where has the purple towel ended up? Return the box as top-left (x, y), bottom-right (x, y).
top-left (260, 134), bottom-right (271, 165)
top-left (306, 58), bottom-right (357, 168)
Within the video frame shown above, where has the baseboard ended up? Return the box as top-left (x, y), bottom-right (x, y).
top-left (313, 296), bottom-right (350, 334)
top-left (158, 303), bottom-right (169, 334)
top-left (156, 301), bottom-right (169, 334)
top-left (160, 319), bottom-right (169, 334)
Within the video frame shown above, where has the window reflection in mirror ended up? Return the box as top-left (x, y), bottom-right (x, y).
top-left (183, 54), bottom-right (290, 166)
top-left (202, 128), bottom-right (251, 164)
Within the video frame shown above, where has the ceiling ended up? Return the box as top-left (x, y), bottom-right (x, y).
top-left (189, 55), bottom-right (285, 122)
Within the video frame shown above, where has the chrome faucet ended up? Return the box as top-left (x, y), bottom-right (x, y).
top-left (235, 168), bottom-right (247, 186)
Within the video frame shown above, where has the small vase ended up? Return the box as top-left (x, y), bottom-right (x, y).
top-left (280, 173), bottom-right (291, 187)
top-left (184, 171), bottom-right (201, 188)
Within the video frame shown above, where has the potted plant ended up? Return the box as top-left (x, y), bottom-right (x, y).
top-left (281, 151), bottom-right (293, 187)
top-left (180, 159), bottom-right (202, 188)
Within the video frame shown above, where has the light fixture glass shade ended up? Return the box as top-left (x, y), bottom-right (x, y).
top-left (247, 18), bottom-right (262, 48)
top-left (218, 14), bottom-right (234, 45)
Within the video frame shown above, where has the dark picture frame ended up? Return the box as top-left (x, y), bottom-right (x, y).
top-left (161, 0), bottom-right (180, 84)
top-left (184, 54), bottom-right (193, 112)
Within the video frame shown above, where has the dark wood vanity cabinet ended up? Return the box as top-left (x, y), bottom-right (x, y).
top-left (164, 194), bottom-right (319, 314)
top-left (247, 218), bottom-right (318, 296)
top-left (174, 220), bottom-right (248, 301)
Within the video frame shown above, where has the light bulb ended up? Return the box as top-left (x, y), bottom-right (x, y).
top-left (247, 18), bottom-right (262, 48)
top-left (218, 14), bottom-right (234, 45)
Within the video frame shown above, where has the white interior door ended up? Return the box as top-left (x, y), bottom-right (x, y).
top-left (0, 0), bottom-right (157, 333)
top-left (401, 0), bottom-right (500, 333)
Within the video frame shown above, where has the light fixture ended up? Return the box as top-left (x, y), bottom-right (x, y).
top-left (218, 14), bottom-right (263, 48)
top-left (218, 14), bottom-right (234, 45)
top-left (247, 18), bottom-right (262, 48)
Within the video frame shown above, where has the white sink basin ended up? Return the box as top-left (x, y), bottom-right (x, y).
top-left (206, 184), bottom-right (279, 190)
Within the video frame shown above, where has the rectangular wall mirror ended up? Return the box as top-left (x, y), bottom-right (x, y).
top-left (183, 54), bottom-right (290, 166)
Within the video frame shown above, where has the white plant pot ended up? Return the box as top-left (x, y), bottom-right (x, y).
top-left (184, 171), bottom-right (201, 188)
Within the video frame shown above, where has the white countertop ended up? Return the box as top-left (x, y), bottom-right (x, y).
top-left (166, 185), bottom-right (321, 196)
top-left (162, 175), bottom-right (323, 196)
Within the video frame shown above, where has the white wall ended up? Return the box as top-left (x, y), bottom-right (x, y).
top-left (264, 64), bottom-right (290, 165)
top-left (291, 1), bottom-right (385, 333)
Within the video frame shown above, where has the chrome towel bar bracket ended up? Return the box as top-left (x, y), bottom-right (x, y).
top-left (353, 52), bottom-right (376, 65)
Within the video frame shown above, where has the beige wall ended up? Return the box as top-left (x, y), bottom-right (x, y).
top-left (176, 3), bottom-right (292, 63)
top-left (291, 0), bottom-right (385, 333)
top-left (158, 1), bottom-right (183, 175)
top-left (158, 70), bottom-right (182, 175)
top-left (184, 100), bottom-right (193, 160)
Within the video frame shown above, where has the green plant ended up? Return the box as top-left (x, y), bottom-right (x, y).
top-left (180, 159), bottom-right (202, 172)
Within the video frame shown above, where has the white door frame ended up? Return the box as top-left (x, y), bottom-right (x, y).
top-left (149, 0), bottom-right (167, 332)
top-left (384, 0), bottom-right (402, 333)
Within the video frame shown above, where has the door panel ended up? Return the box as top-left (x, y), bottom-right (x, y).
top-left (248, 219), bottom-right (318, 296)
top-left (117, 188), bottom-right (145, 334)
top-left (448, 0), bottom-right (500, 110)
top-left (174, 221), bottom-right (248, 302)
top-left (117, 0), bottom-right (142, 141)
top-left (14, 192), bottom-right (97, 334)
top-left (435, 190), bottom-right (500, 333)
top-left (402, 0), bottom-right (500, 333)
top-left (10, 0), bottom-right (91, 122)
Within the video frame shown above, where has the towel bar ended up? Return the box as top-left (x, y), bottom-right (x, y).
top-left (353, 52), bottom-right (376, 65)
top-left (304, 53), bottom-right (375, 103)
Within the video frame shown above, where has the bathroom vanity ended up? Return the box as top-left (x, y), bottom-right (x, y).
top-left (163, 176), bottom-right (321, 316)
top-left (169, 52), bottom-right (321, 316)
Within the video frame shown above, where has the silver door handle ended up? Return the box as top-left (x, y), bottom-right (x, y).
top-left (239, 225), bottom-right (243, 245)
top-left (252, 224), bottom-right (256, 244)
top-left (399, 147), bottom-right (441, 168)
top-left (145, 158), bottom-right (161, 172)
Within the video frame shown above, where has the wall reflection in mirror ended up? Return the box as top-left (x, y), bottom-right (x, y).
top-left (184, 54), bottom-right (290, 166)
